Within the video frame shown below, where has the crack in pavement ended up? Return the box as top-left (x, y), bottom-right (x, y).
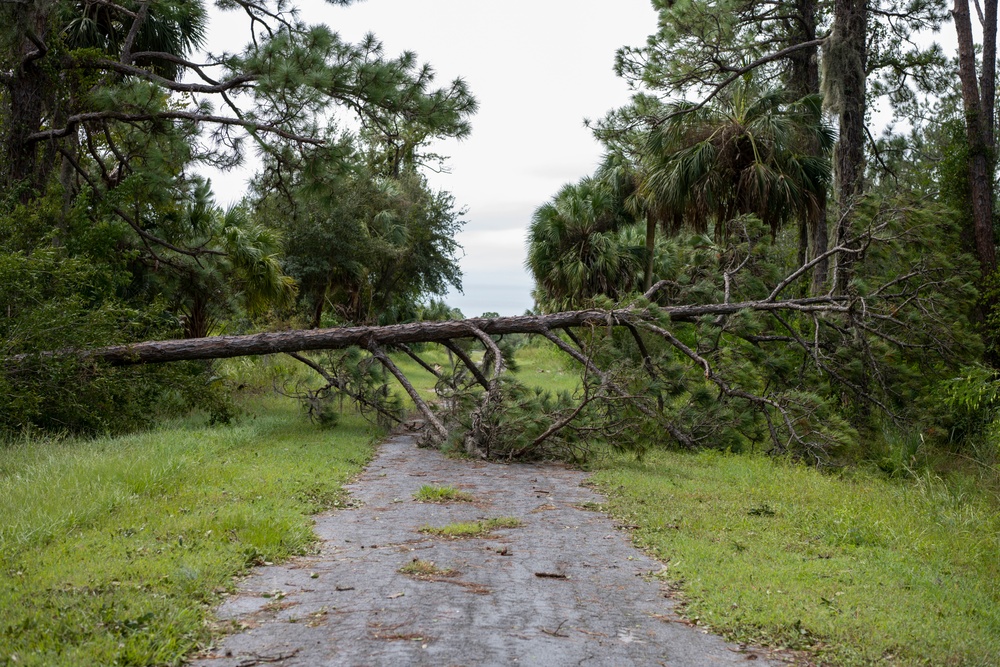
top-left (192, 434), bottom-right (784, 666)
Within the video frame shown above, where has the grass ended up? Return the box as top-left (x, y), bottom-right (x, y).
top-left (413, 484), bottom-right (475, 503)
top-left (391, 341), bottom-right (581, 399)
top-left (418, 517), bottom-right (522, 538)
top-left (0, 395), bottom-right (377, 667)
top-left (398, 558), bottom-right (456, 578)
top-left (511, 342), bottom-right (581, 394)
top-left (588, 448), bottom-right (1000, 666)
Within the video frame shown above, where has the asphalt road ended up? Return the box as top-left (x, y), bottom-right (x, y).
top-left (192, 433), bottom-right (783, 667)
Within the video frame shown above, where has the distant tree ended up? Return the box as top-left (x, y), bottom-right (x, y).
top-left (148, 185), bottom-right (296, 338)
top-left (589, 83), bottom-right (832, 293)
top-left (526, 177), bottom-right (645, 311)
top-left (256, 156), bottom-right (464, 327)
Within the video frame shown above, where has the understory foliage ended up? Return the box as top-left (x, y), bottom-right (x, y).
top-left (0, 191), bottom-right (232, 435)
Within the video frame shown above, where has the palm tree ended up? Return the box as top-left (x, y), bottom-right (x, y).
top-left (526, 177), bottom-right (645, 312)
top-left (165, 185), bottom-right (296, 339)
top-left (637, 82), bottom-right (833, 276)
top-left (594, 152), bottom-right (672, 292)
top-left (63, 0), bottom-right (208, 81)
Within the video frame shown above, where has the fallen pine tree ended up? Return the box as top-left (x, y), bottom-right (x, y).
top-left (5, 212), bottom-right (979, 462)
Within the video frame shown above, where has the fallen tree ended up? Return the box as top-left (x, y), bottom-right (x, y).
top-left (62, 293), bottom-right (848, 366)
top-left (6, 206), bottom-right (978, 461)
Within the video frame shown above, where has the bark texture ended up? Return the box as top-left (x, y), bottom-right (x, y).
top-left (831, 0), bottom-right (868, 293)
top-left (22, 296), bottom-right (849, 368)
top-left (954, 0), bottom-right (998, 275)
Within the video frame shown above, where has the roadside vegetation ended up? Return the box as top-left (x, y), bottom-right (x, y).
top-left (590, 449), bottom-right (1000, 666)
top-left (0, 395), bottom-right (376, 666)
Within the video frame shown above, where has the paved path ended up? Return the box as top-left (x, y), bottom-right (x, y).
top-left (193, 434), bottom-right (781, 666)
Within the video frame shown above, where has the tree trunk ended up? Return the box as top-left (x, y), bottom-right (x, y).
top-left (788, 0), bottom-right (821, 97)
top-left (788, 0), bottom-right (830, 292)
top-left (11, 295), bottom-right (853, 368)
top-left (2, 6), bottom-right (52, 196)
top-left (644, 216), bottom-right (656, 291)
top-left (831, 0), bottom-right (868, 293)
top-left (810, 189), bottom-right (830, 294)
top-left (954, 0), bottom-right (998, 276)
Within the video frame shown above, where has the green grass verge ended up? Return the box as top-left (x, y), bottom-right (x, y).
top-left (418, 517), bottom-right (522, 538)
top-left (0, 396), bottom-right (377, 666)
top-left (589, 449), bottom-right (1000, 666)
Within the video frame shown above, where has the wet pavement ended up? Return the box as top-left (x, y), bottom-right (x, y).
top-left (191, 434), bottom-right (781, 666)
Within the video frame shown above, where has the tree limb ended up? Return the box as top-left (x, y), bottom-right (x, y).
top-left (27, 110), bottom-right (318, 146)
top-left (368, 342), bottom-right (448, 441)
top-left (441, 340), bottom-right (490, 389)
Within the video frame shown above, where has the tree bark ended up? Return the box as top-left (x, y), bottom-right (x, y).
top-left (787, 0), bottom-right (821, 99)
top-left (786, 0), bottom-right (830, 292)
top-left (2, 6), bottom-right (51, 194)
top-left (954, 0), bottom-right (998, 275)
top-left (831, 0), bottom-right (868, 293)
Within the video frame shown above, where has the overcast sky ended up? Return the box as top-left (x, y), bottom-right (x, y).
top-left (204, 0), bottom-right (659, 317)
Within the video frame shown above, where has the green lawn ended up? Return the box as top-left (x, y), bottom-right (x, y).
top-left (589, 449), bottom-right (1000, 666)
top-left (0, 396), bottom-right (377, 666)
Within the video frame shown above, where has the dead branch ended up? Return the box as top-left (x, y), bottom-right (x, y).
top-left (368, 342), bottom-right (447, 442)
top-left (441, 340), bottom-right (489, 389)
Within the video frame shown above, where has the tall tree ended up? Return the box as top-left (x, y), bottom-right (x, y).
top-left (953, 0), bottom-right (998, 275)
top-left (602, 0), bottom-right (950, 290)
top-left (0, 1), bottom-right (476, 254)
top-left (824, 0), bottom-right (868, 292)
top-left (256, 151), bottom-right (465, 327)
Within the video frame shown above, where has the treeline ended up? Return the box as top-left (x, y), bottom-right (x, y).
top-left (2, 1), bottom-right (1000, 471)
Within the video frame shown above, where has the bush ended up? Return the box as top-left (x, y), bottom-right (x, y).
top-left (0, 243), bottom-right (219, 437)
